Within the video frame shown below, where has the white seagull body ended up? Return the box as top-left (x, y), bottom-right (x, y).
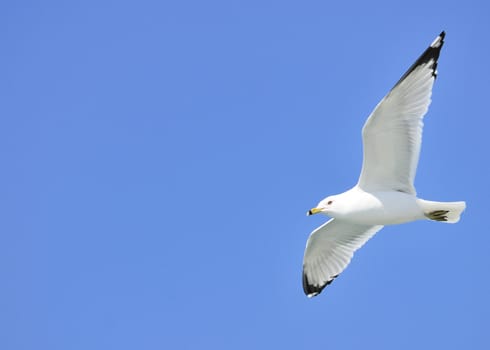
top-left (303, 32), bottom-right (466, 298)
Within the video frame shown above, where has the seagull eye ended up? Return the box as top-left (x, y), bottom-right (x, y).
top-left (327, 200), bottom-right (333, 205)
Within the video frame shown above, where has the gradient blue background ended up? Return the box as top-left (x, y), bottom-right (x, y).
top-left (2, 1), bottom-right (489, 349)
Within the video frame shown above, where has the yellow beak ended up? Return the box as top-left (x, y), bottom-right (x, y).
top-left (307, 207), bottom-right (322, 216)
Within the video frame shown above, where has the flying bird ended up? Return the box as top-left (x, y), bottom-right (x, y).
top-left (303, 31), bottom-right (466, 298)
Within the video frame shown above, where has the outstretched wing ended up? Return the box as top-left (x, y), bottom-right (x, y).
top-left (357, 32), bottom-right (445, 194)
top-left (302, 218), bottom-right (383, 297)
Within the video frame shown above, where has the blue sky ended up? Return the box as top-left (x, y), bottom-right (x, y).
top-left (2, 0), bottom-right (489, 349)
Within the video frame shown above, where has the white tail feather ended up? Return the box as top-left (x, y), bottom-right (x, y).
top-left (418, 199), bottom-right (466, 223)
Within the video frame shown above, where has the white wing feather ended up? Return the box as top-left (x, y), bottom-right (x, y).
top-left (357, 32), bottom-right (445, 194)
top-left (302, 219), bottom-right (383, 297)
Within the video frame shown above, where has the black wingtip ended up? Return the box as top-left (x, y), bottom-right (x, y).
top-left (302, 272), bottom-right (338, 298)
top-left (393, 32), bottom-right (446, 88)
top-left (431, 31), bottom-right (445, 48)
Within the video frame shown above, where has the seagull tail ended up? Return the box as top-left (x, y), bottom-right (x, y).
top-left (419, 199), bottom-right (466, 223)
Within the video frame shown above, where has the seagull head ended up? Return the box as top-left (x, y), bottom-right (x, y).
top-left (307, 196), bottom-right (336, 216)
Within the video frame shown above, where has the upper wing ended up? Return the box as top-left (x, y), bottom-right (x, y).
top-left (357, 32), bottom-right (445, 194)
top-left (302, 218), bottom-right (383, 297)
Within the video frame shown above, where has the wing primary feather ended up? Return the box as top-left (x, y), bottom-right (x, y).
top-left (302, 219), bottom-right (383, 297)
top-left (392, 31), bottom-right (445, 90)
top-left (302, 272), bottom-right (338, 297)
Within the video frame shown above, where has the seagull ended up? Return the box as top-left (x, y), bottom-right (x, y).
top-left (303, 31), bottom-right (466, 298)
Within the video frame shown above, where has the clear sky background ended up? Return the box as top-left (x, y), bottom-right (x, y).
top-left (2, 0), bottom-right (489, 349)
